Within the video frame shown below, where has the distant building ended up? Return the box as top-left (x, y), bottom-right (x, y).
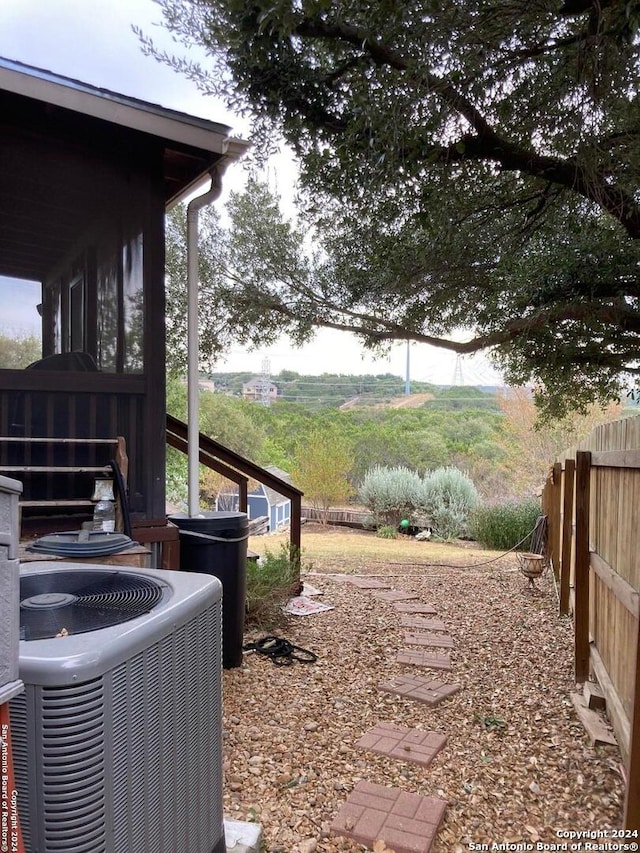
top-left (241, 376), bottom-right (278, 402)
top-left (216, 465), bottom-right (293, 532)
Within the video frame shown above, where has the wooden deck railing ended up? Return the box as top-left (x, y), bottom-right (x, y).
top-left (166, 414), bottom-right (303, 559)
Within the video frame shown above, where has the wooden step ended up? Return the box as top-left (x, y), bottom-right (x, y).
top-left (0, 466), bottom-right (111, 474)
top-left (570, 692), bottom-right (617, 746)
top-left (19, 500), bottom-right (94, 508)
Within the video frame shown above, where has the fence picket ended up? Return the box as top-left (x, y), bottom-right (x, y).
top-left (574, 451), bottom-right (591, 684)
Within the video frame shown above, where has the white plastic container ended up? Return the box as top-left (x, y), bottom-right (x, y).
top-left (224, 819), bottom-right (263, 852)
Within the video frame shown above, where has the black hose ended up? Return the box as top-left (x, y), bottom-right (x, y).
top-left (243, 635), bottom-right (317, 665)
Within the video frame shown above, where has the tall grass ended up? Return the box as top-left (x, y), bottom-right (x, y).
top-left (246, 543), bottom-right (306, 621)
top-left (470, 498), bottom-right (541, 551)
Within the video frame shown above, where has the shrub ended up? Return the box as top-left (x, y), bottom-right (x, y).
top-left (376, 525), bottom-right (398, 539)
top-left (358, 465), bottom-right (423, 527)
top-left (470, 497), bottom-right (541, 550)
top-left (246, 542), bottom-right (307, 619)
top-left (417, 466), bottom-right (479, 540)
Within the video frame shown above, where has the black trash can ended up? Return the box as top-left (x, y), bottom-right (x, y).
top-left (170, 511), bottom-right (249, 668)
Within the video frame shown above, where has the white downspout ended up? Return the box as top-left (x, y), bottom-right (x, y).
top-left (186, 166), bottom-right (224, 517)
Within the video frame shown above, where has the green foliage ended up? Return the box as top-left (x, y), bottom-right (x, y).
top-left (359, 463), bottom-right (479, 536)
top-left (426, 387), bottom-right (499, 412)
top-left (476, 712), bottom-right (507, 732)
top-left (243, 391), bottom-right (505, 494)
top-left (417, 467), bottom-right (479, 540)
top-left (145, 2), bottom-right (640, 419)
top-left (470, 498), bottom-right (541, 551)
top-left (359, 465), bottom-right (423, 527)
top-left (246, 543), bottom-right (307, 620)
top-left (165, 377), bottom-right (266, 506)
top-left (291, 429), bottom-right (354, 524)
top-left (376, 525), bottom-right (398, 539)
top-left (165, 204), bottom-right (228, 376)
top-left (0, 333), bottom-right (41, 369)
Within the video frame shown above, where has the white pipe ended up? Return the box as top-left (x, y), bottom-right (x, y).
top-left (186, 167), bottom-right (224, 517)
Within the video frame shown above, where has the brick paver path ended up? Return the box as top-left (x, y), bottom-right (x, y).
top-left (394, 602), bottom-right (438, 614)
top-left (331, 780), bottom-right (447, 853)
top-left (328, 572), bottom-right (461, 851)
top-left (356, 722), bottom-right (447, 768)
top-left (378, 674), bottom-right (461, 706)
top-left (403, 631), bottom-right (455, 648)
top-left (371, 589), bottom-right (420, 603)
top-left (397, 649), bottom-right (452, 670)
top-left (344, 577), bottom-right (393, 589)
top-left (399, 615), bottom-right (448, 631)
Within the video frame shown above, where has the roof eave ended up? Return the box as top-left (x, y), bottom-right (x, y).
top-left (166, 138), bottom-right (251, 208)
top-left (0, 57), bottom-right (248, 159)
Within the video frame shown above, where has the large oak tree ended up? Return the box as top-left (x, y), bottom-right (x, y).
top-left (147, 0), bottom-right (640, 416)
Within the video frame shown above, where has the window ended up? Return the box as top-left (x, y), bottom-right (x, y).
top-left (0, 276), bottom-right (42, 369)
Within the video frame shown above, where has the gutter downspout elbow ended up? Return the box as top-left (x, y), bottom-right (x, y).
top-left (186, 167), bottom-right (224, 517)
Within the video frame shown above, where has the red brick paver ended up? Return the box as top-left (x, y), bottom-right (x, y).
top-left (399, 615), bottom-right (448, 631)
top-left (403, 631), bottom-right (455, 648)
top-left (344, 576), bottom-right (393, 589)
top-left (356, 722), bottom-right (447, 768)
top-left (378, 674), bottom-right (461, 706)
top-left (397, 649), bottom-right (452, 670)
top-left (331, 780), bottom-right (447, 853)
top-left (371, 589), bottom-right (420, 603)
top-left (394, 602), bottom-right (438, 614)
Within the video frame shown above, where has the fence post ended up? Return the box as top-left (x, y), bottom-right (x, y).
top-left (560, 458), bottom-right (575, 616)
top-left (574, 451), bottom-right (591, 683)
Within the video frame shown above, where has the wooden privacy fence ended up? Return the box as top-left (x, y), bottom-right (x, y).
top-left (542, 416), bottom-right (640, 829)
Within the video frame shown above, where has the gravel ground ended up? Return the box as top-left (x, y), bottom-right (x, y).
top-left (222, 544), bottom-right (625, 852)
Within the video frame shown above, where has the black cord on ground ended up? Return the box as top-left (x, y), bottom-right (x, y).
top-left (243, 636), bottom-right (317, 666)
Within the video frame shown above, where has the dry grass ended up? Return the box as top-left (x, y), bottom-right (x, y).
top-left (250, 525), bottom-right (506, 570)
top-left (224, 526), bottom-right (625, 853)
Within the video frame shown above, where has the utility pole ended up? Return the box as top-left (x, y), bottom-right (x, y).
top-left (405, 341), bottom-right (411, 395)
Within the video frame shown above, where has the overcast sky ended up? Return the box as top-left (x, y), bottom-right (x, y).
top-left (0, 0), bottom-right (502, 386)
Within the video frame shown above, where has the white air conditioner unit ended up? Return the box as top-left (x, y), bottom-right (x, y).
top-left (10, 562), bottom-right (225, 853)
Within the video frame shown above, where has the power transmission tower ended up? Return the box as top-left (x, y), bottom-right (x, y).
top-left (258, 357), bottom-right (272, 407)
top-left (452, 355), bottom-right (464, 387)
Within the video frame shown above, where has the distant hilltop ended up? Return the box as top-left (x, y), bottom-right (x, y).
top-left (205, 370), bottom-right (504, 410)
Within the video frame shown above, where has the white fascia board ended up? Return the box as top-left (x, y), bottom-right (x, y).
top-left (0, 60), bottom-right (249, 158)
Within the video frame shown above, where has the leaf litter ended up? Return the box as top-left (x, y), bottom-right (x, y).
top-left (222, 540), bottom-right (624, 852)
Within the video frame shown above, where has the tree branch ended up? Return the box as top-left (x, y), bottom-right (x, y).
top-left (293, 16), bottom-right (640, 238)
top-left (230, 277), bottom-right (640, 359)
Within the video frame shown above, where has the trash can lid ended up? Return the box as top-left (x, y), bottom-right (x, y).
top-left (169, 511), bottom-right (249, 535)
top-left (169, 511), bottom-right (247, 521)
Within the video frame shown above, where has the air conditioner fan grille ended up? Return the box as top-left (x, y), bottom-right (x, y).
top-left (20, 570), bottom-right (168, 640)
